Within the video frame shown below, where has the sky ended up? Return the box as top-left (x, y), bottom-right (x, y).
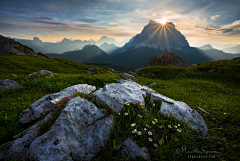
top-left (0, 0), bottom-right (240, 48)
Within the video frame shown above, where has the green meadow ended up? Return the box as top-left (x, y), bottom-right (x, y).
top-left (0, 55), bottom-right (239, 160)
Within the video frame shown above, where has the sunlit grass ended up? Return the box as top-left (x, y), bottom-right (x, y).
top-left (0, 56), bottom-right (239, 160)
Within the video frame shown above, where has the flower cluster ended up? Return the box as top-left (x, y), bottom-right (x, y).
top-left (52, 95), bottom-right (74, 112)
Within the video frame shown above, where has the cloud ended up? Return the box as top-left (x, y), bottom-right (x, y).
top-left (107, 23), bottom-right (118, 27)
top-left (204, 25), bottom-right (219, 30)
top-left (30, 17), bottom-right (67, 26)
top-left (221, 20), bottom-right (240, 29)
top-left (31, 20), bottom-right (67, 25)
top-left (200, 20), bottom-right (240, 35)
top-left (3, 32), bottom-right (24, 35)
top-left (31, 33), bottom-right (41, 36)
top-left (34, 17), bottom-right (54, 21)
top-left (210, 15), bottom-right (220, 20)
top-left (73, 18), bottom-right (100, 23)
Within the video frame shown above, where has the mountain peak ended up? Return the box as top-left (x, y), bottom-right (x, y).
top-left (121, 21), bottom-right (189, 51)
top-left (148, 20), bottom-right (158, 24)
top-left (32, 37), bottom-right (43, 44)
top-left (61, 38), bottom-right (70, 43)
top-left (147, 20), bottom-right (175, 28)
top-left (199, 44), bottom-right (213, 50)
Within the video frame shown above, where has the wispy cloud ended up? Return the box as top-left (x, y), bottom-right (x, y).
top-left (30, 16), bottom-right (67, 26)
top-left (3, 32), bottom-right (24, 35)
top-left (210, 15), bottom-right (220, 20)
top-left (206, 20), bottom-right (240, 34)
top-left (107, 23), bottom-right (118, 27)
top-left (74, 18), bottom-right (100, 23)
top-left (31, 20), bottom-right (67, 26)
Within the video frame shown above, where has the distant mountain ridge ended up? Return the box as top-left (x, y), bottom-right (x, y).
top-left (99, 43), bottom-right (119, 54)
top-left (222, 45), bottom-right (240, 54)
top-left (12, 36), bottom-right (128, 54)
top-left (45, 45), bottom-right (112, 64)
top-left (199, 44), bottom-right (214, 50)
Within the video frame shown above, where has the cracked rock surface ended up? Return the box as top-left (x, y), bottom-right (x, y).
top-left (29, 96), bottom-right (113, 161)
top-left (18, 84), bottom-right (96, 124)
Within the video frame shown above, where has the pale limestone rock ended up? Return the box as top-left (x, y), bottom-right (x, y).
top-left (28, 72), bottom-right (38, 77)
top-left (122, 138), bottom-right (151, 161)
top-left (18, 84), bottom-right (96, 124)
top-left (93, 83), bottom-right (146, 113)
top-left (0, 112), bottom-right (54, 161)
top-left (10, 74), bottom-right (17, 77)
top-left (29, 97), bottom-right (113, 161)
top-left (38, 70), bottom-right (53, 77)
top-left (0, 79), bottom-right (23, 91)
top-left (114, 79), bottom-right (156, 95)
top-left (152, 93), bottom-right (208, 137)
top-left (119, 73), bottom-right (138, 82)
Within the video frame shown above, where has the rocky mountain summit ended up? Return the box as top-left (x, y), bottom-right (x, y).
top-left (0, 35), bottom-right (47, 58)
top-left (144, 51), bottom-right (192, 67)
top-left (121, 20), bottom-right (189, 52)
top-left (199, 44), bottom-right (214, 50)
top-left (99, 42), bottom-right (119, 54)
top-left (0, 70), bottom-right (208, 161)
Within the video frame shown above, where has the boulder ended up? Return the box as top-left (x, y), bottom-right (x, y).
top-left (207, 69), bottom-right (216, 73)
top-left (28, 72), bottom-right (38, 77)
top-left (119, 73), bottom-right (138, 82)
top-left (93, 83), bottom-right (146, 113)
top-left (0, 112), bottom-right (54, 161)
top-left (29, 97), bottom-right (113, 161)
top-left (147, 82), bottom-right (156, 88)
top-left (144, 51), bottom-right (192, 67)
top-left (151, 93), bottom-right (207, 137)
top-left (10, 74), bottom-right (17, 77)
top-left (0, 79), bottom-right (208, 160)
top-left (18, 84), bottom-right (96, 124)
top-left (27, 70), bottom-right (54, 78)
top-left (0, 79), bottom-right (23, 91)
top-left (122, 138), bottom-right (151, 161)
top-left (38, 70), bottom-right (54, 77)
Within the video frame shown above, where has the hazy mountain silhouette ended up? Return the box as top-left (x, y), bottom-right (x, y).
top-left (199, 44), bottom-right (214, 50)
top-left (222, 45), bottom-right (240, 54)
top-left (13, 36), bottom-right (128, 54)
top-left (45, 45), bottom-right (112, 64)
top-left (99, 43), bottom-right (119, 54)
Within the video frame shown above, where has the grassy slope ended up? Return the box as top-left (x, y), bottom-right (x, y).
top-left (0, 55), bottom-right (117, 79)
top-left (0, 55), bottom-right (239, 160)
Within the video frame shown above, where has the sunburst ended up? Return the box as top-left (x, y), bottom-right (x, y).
top-left (156, 19), bottom-right (167, 25)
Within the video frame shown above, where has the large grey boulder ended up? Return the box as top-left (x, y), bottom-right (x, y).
top-left (119, 73), bottom-right (138, 82)
top-left (122, 138), bottom-right (151, 161)
top-left (38, 70), bottom-right (54, 77)
top-left (0, 79), bottom-right (23, 91)
top-left (29, 97), bottom-right (113, 161)
top-left (18, 84), bottom-right (96, 124)
top-left (93, 83), bottom-right (146, 113)
top-left (151, 93), bottom-right (208, 137)
top-left (28, 70), bottom-right (54, 77)
top-left (0, 112), bottom-right (54, 161)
